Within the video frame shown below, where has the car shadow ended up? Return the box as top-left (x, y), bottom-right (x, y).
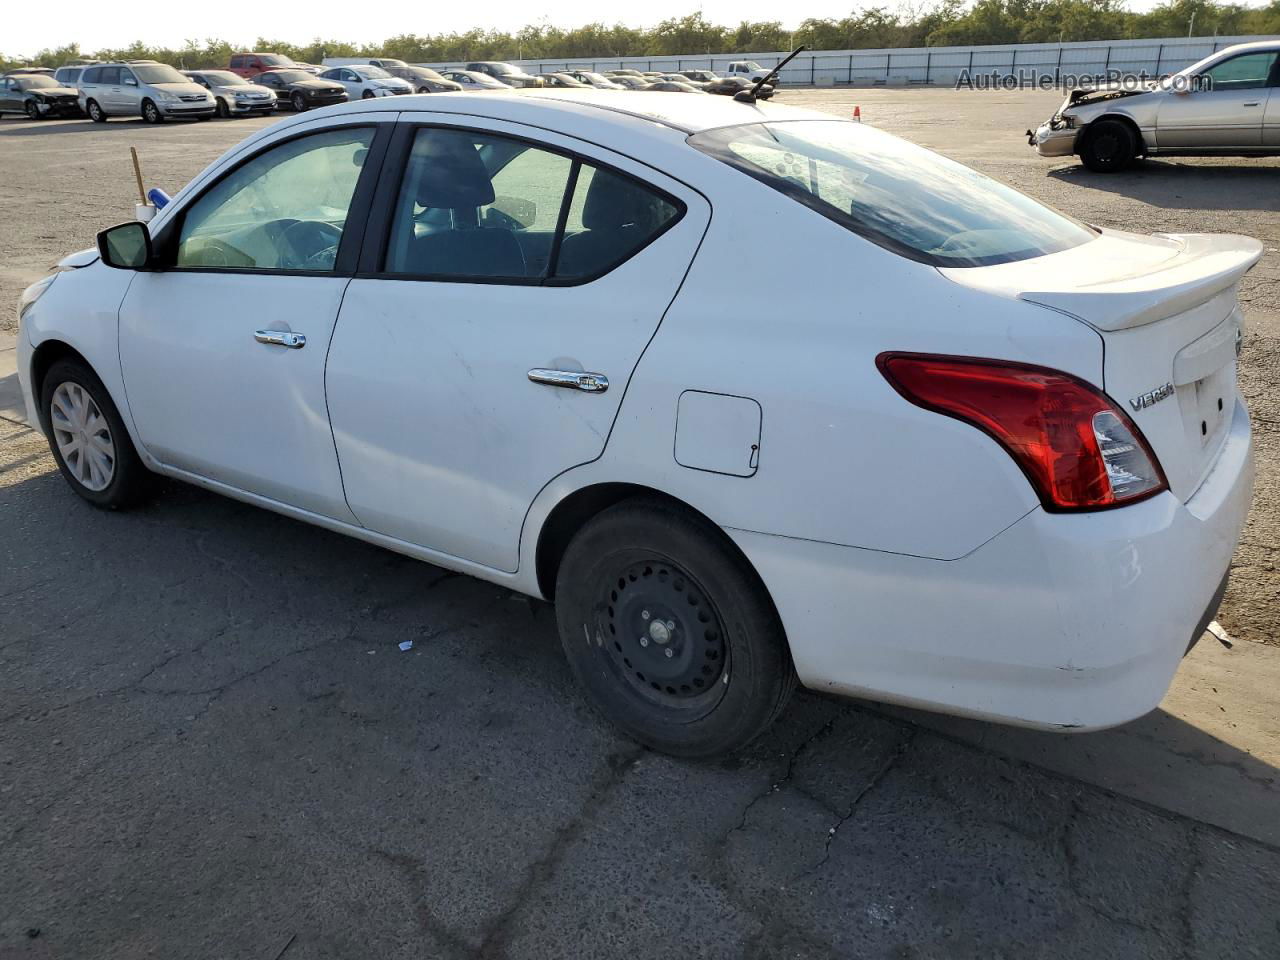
top-left (1048, 159), bottom-right (1280, 212)
top-left (0, 116), bottom-right (271, 136)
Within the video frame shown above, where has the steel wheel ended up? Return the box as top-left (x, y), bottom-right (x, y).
top-left (602, 559), bottom-right (729, 711)
top-left (49, 381), bottom-right (115, 492)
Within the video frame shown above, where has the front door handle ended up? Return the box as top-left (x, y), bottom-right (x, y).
top-left (255, 329), bottom-right (306, 349)
top-left (1243, 101), bottom-right (1261, 107)
top-left (528, 368), bottom-right (609, 393)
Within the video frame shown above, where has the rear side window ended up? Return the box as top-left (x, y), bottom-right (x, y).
top-left (383, 127), bottom-right (682, 283)
top-left (82, 67), bottom-right (100, 83)
top-left (689, 120), bottom-right (1096, 268)
top-left (230, 55), bottom-right (244, 68)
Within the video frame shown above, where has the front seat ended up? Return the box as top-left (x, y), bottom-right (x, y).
top-left (556, 169), bottom-right (670, 278)
top-left (402, 132), bottom-right (526, 278)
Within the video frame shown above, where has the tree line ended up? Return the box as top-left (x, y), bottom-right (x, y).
top-left (4, 0), bottom-right (1279, 72)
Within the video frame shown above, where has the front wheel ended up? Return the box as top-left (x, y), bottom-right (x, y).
top-left (141, 99), bottom-right (162, 124)
top-left (361, 89), bottom-right (375, 99)
top-left (215, 97), bottom-right (230, 118)
top-left (292, 92), bottom-right (306, 112)
top-left (554, 499), bottom-right (796, 758)
top-left (25, 100), bottom-right (42, 120)
top-left (1080, 119), bottom-right (1136, 173)
top-left (86, 99), bottom-right (106, 122)
top-left (40, 358), bottom-right (153, 509)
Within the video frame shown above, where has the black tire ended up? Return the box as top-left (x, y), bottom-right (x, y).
top-left (39, 358), bottom-right (153, 510)
top-left (361, 89), bottom-right (375, 99)
top-left (141, 99), bottom-right (163, 124)
top-left (1080, 119), bottom-right (1137, 173)
top-left (216, 97), bottom-right (230, 118)
top-left (86, 99), bottom-right (106, 123)
top-left (555, 498), bottom-right (796, 758)
top-left (292, 92), bottom-right (306, 112)
top-left (25, 100), bottom-right (42, 120)
top-left (417, 86), bottom-right (430, 94)
top-left (196, 114), bottom-right (212, 121)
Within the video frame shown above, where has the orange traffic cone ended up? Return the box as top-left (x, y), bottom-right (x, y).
top-left (853, 105), bottom-right (861, 122)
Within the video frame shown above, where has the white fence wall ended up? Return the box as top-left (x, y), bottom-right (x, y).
top-left (422, 35), bottom-right (1278, 88)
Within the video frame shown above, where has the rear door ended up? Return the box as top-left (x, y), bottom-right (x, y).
top-left (325, 116), bottom-right (709, 572)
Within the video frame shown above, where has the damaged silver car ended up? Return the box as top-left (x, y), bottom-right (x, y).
top-left (1029, 40), bottom-right (1280, 172)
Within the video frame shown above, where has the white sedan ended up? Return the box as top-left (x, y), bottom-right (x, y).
top-left (16, 91), bottom-right (1258, 757)
top-left (317, 64), bottom-right (412, 99)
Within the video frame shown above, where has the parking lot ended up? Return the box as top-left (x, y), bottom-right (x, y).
top-left (1, 88), bottom-right (1278, 959)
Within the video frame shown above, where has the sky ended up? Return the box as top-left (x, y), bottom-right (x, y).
top-left (3, 0), bottom-right (1270, 57)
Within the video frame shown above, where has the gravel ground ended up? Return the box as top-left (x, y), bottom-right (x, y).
top-left (1, 91), bottom-right (1277, 959)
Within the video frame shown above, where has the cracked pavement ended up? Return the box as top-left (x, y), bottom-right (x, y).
top-left (2, 90), bottom-right (1279, 958)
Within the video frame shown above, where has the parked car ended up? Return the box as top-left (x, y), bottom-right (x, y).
top-left (182, 70), bottom-right (276, 118)
top-left (610, 75), bottom-right (653, 90)
top-left (53, 61), bottom-right (100, 86)
top-left (253, 68), bottom-right (347, 112)
top-left (539, 72), bottom-right (589, 88)
top-left (465, 62), bottom-right (543, 88)
top-left (1029, 40), bottom-right (1280, 172)
top-left (439, 69), bottom-right (508, 91)
top-left (18, 93), bottom-right (1258, 758)
top-left (383, 66), bottom-right (461, 93)
top-left (566, 70), bottom-right (625, 90)
top-left (0, 73), bottom-right (81, 119)
top-left (318, 65), bottom-right (413, 100)
top-left (321, 57), bottom-right (410, 72)
top-left (228, 52), bottom-right (296, 78)
top-left (705, 75), bottom-right (773, 99)
top-left (679, 70), bottom-right (720, 85)
top-left (78, 62), bottom-right (215, 123)
top-left (606, 69), bottom-right (644, 78)
top-left (725, 60), bottom-right (774, 84)
top-left (656, 73), bottom-right (709, 90)
top-left (646, 80), bottom-right (705, 94)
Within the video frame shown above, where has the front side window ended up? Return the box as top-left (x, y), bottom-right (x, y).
top-left (383, 128), bottom-right (681, 282)
top-left (1202, 52), bottom-right (1278, 90)
top-left (689, 120), bottom-right (1095, 268)
top-left (177, 127), bottom-right (374, 271)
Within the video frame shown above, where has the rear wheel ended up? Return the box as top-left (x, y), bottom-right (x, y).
top-left (40, 358), bottom-right (153, 509)
top-left (86, 99), bottom-right (106, 123)
top-left (141, 99), bottom-right (162, 124)
top-left (554, 498), bottom-right (796, 758)
top-left (1080, 119), bottom-right (1136, 173)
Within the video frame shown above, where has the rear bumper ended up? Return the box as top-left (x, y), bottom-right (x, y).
top-left (730, 397), bottom-right (1254, 731)
top-left (1030, 121), bottom-right (1077, 157)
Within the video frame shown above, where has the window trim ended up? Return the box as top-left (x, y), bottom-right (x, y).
top-left (356, 120), bottom-right (687, 287)
top-left (1200, 51), bottom-right (1280, 89)
top-left (150, 120), bottom-right (392, 278)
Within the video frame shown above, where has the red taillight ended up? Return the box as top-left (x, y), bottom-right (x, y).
top-left (876, 352), bottom-right (1167, 512)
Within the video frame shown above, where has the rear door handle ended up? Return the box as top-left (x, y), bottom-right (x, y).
top-left (528, 368), bottom-right (609, 393)
top-left (255, 329), bottom-right (306, 349)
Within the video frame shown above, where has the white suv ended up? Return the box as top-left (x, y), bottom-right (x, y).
top-left (78, 62), bottom-right (214, 123)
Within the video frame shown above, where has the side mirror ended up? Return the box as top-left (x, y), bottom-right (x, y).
top-left (97, 221), bottom-right (155, 270)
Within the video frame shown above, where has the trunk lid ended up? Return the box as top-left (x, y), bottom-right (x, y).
top-left (940, 229), bottom-right (1262, 501)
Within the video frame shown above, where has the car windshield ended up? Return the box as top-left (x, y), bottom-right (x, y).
top-left (131, 64), bottom-right (188, 84)
top-left (19, 75), bottom-right (59, 88)
top-left (268, 70), bottom-right (312, 83)
top-left (486, 63), bottom-right (517, 75)
top-left (689, 120), bottom-right (1096, 268)
top-left (260, 55), bottom-right (293, 66)
top-left (202, 71), bottom-right (247, 85)
top-left (411, 67), bottom-right (444, 81)
top-left (354, 66), bottom-right (391, 79)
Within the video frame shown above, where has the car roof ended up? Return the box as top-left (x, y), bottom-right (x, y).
top-left (289, 88), bottom-right (830, 137)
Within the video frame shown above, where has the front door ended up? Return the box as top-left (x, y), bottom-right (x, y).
top-left (1156, 51), bottom-right (1278, 149)
top-left (119, 120), bottom-right (388, 520)
top-left (325, 118), bottom-right (709, 571)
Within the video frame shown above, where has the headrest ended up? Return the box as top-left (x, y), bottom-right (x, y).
top-left (581, 169), bottom-right (659, 231)
top-left (414, 131), bottom-right (495, 209)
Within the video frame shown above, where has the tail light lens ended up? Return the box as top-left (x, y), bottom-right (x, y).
top-left (876, 353), bottom-right (1167, 511)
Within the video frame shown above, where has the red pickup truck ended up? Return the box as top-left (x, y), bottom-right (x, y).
top-left (228, 52), bottom-right (296, 78)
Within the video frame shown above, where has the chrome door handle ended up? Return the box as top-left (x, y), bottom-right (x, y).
top-left (255, 329), bottom-right (306, 349)
top-left (528, 368), bottom-right (609, 393)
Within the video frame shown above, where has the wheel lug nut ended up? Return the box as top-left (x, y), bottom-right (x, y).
top-left (641, 610), bottom-right (650, 620)
top-left (639, 637), bottom-right (649, 647)
top-left (665, 620), bottom-right (675, 631)
top-left (664, 648), bottom-right (673, 658)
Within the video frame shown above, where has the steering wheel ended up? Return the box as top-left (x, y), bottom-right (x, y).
top-left (278, 219), bottom-right (343, 270)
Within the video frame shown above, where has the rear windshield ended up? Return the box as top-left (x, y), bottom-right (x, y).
top-left (689, 120), bottom-right (1096, 268)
